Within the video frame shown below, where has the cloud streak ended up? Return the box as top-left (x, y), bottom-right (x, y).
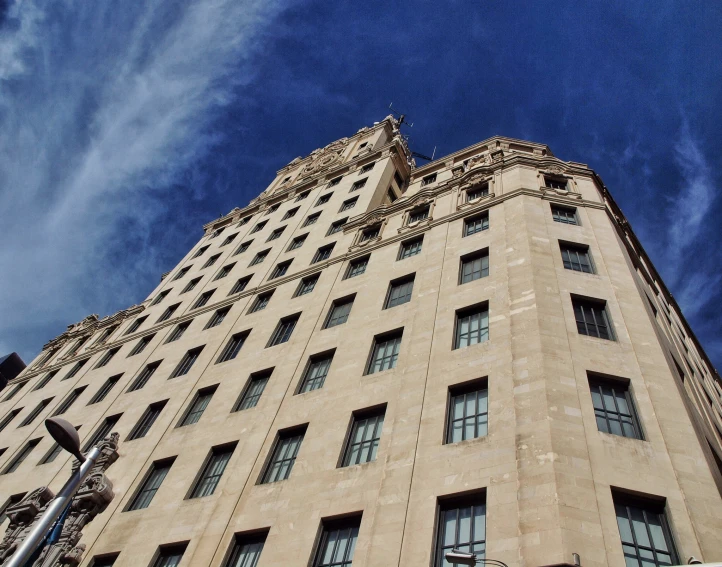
top-left (0, 0), bottom-right (287, 359)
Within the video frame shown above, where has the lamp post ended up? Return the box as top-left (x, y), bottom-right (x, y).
top-left (445, 549), bottom-right (510, 567)
top-left (4, 417), bottom-right (102, 567)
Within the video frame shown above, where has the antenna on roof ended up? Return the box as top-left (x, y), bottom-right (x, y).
top-left (387, 103), bottom-right (435, 162)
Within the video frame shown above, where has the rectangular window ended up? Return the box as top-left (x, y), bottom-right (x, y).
top-left (172, 267), bottom-right (190, 281)
top-left (249, 291), bottom-right (273, 313)
top-left (221, 233), bottom-right (238, 246)
top-left (288, 234), bottom-right (307, 251)
top-left (192, 245), bottom-right (209, 258)
top-left (249, 250), bottom-right (268, 266)
top-left (459, 249), bottom-right (489, 284)
top-left (170, 346), bottom-right (204, 378)
top-left (93, 325), bottom-right (117, 346)
top-left (315, 193), bottom-right (332, 206)
top-left (324, 296), bottom-right (354, 328)
top-left (150, 290), bottom-right (170, 306)
top-left (295, 190), bottom-right (310, 201)
top-left (327, 217), bottom-right (348, 235)
top-left (312, 243), bottom-right (335, 264)
top-left (545, 176), bottom-right (567, 190)
top-left (217, 332), bottom-right (249, 364)
top-left (614, 495), bottom-right (679, 567)
top-left (128, 334), bottom-right (155, 356)
top-left (359, 161), bottom-right (375, 174)
top-left (312, 516), bottom-right (361, 567)
top-left (464, 211), bottom-right (489, 236)
top-left (327, 176), bottom-right (342, 187)
top-left (94, 348), bottom-right (119, 369)
top-left (0, 493), bottom-right (27, 524)
top-left (260, 427), bottom-right (306, 483)
top-left (62, 358), bottom-right (89, 380)
top-left (298, 352), bottom-right (334, 393)
top-left (89, 554), bottom-right (119, 567)
top-left (128, 361), bottom-right (161, 391)
top-left (192, 290), bottom-right (215, 310)
top-left (127, 400), bottom-right (167, 440)
top-left (359, 225), bottom-right (380, 242)
top-left (39, 426), bottom-right (78, 464)
top-left (345, 256), bottom-right (369, 279)
top-left (303, 212), bottom-right (321, 227)
top-left (283, 207), bottom-right (299, 220)
top-left (203, 254), bottom-right (221, 269)
top-left (267, 314), bottom-right (300, 347)
top-left (589, 375), bottom-right (643, 439)
top-left (127, 458), bottom-right (175, 511)
top-left (233, 369), bottom-right (272, 411)
top-left (573, 296), bottom-right (614, 340)
top-left (264, 203), bottom-right (279, 215)
top-left (0, 409), bottom-right (21, 433)
top-left (394, 171), bottom-right (403, 187)
top-left (233, 240), bottom-right (252, 256)
top-left (2, 439), bottom-right (41, 474)
top-left (266, 226), bottom-right (286, 242)
top-left (294, 274), bottom-right (319, 297)
top-left (350, 178), bottom-right (367, 192)
top-left (387, 188), bottom-right (398, 203)
top-left (435, 494), bottom-right (486, 565)
top-left (408, 206), bottom-right (429, 223)
top-left (223, 531), bottom-right (268, 567)
top-left (366, 330), bottom-right (403, 374)
top-left (205, 307), bottom-right (230, 329)
top-left (339, 197), bottom-right (357, 212)
top-left (454, 304), bottom-right (490, 349)
top-left (561, 242), bottom-right (594, 273)
top-left (342, 407), bottom-right (385, 466)
top-left (421, 173), bottom-right (438, 187)
top-left (181, 277), bottom-right (201, 294)
top-left (552, 205), bottom-right (578, 225)
top-left (230, 275), bottom-right (252, 295)
top-left (270, 259), bottom-right (292, 279)
top-left (82, 414), bottom-right (121, 451)
top-left (52, 386), bottom-right (86, 416)
top-left (384, 275), bottom-right (414, 309)
top-left (33, 370), bottom-right (58, 391)
top-left (152, 544), bottom-right (188, 567)
top-left (210, 227), bottom-right (225, 238)
top-left (238, 216), bottom-right (251, 227)
top-left (214, 263), bottom-right (236, 280)
top-left (166, 321), bottom-right (191, 343)
top-left (250, 221), bottom-right (267, 234)
top-left (66, 336), bottom-right (90, 357)
top-left (190, 443), bottom-right (236, 498)
top-left (88, 376), bottom-right (120, 404)
top-left (398, 237), bottom-right (423, 260)
top-left (179, 385), bottom-right (217, 426)
top-left (125, 316), bottom-right (148, 335)
top-left (19, 398), bottom-right (53, 426)
top-left (467, 183), bottom-right (489, 201)
top-left (447, 380), bottom-right (488, 443)
top-left (2, 383), bottom-right (24, 401)
top-left (157, 303), bottom-right (180, 323)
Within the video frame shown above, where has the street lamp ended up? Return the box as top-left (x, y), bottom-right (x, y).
top-left (445, 549), bottom-right (510, 567)
top-left (5, 417), bottom-right (104, 567)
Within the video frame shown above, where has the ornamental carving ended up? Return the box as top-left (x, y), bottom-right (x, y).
top-left (43, 306), bottom-right (144, 353)
top-left (0, 433), bottom-right (119, 567)
top-left (302, 138), bottom-right (349, 175)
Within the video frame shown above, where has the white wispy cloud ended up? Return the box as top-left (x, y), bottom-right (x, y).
top-left (0, 0), bottom-right (288, 360)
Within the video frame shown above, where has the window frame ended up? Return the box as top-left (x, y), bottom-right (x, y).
top-left (178, 385), bottom-right (218, 427)
top-left (572, 295), bottom-right (615, 341)
top-left (459, 248), bottom-right (490, 284)
top-left (169, 346), bottom-right (204, 378)
top-left (266, 313), bottom-right (301, 347)
top-left (433, 491), bottom-right (487, 567)
top-left (463, 211), bottom-right (490, 237)
top-left (311, 515), bottom-right (362, 567)
top-left (312, 243), bottom-right (336, 264)
top-left (126, 400), bottom-right (167, 441)
top-left (588, 373), bottom-right (644, 440)
top-left (340, 405), bottom-right (386, 467)
top-left (216, 331), bottom-right (250, 364)
top-left (125, 457), bottom-right (176, 512)
top-left (383, 274), bottom-right (415, 309)
top-left (365, 328), bottom-right (404, 375)
top-left (344, 255), bottom-right (369, 279)
top-left (294, 274), bottom-right (320, 297)
top-left (288, 233), bottom-right (308, 251)
top-left (551, 204), bottom-right (579, 225)
top-left (188, 442), bottom-right (237, 499)
top-left (296, 350), bottom-right (335, 394)
top-left (560, 241), bottom-right (595, 274)
top-left (445, 378), bottom-right (489, 444)
top-left (248, 291), bottom-right (273, 314)
top-left (233, 369), bottom-right (272, 411)
top-left (323, 295), bottom-right (355, 329)
top-left (453, 302), bottom-right (490, 349)
top-left (259, 425), bottom-right (307, 484)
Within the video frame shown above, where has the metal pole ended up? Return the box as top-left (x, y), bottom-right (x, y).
top-left (4, 447), bottom-right (101, 567)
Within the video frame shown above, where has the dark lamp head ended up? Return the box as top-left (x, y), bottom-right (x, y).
top-left (45, 417), bottom-right (85, 462)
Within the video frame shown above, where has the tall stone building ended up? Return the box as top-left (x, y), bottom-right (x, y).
top-left (1, 117), bottom-right (721, 567)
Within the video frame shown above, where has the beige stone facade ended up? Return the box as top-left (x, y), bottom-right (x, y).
top-left (1, 117), bottom-right (721, 567)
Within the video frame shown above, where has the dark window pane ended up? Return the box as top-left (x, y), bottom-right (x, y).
top-left (343, 411), bottom-right (384, 466)
top-left (299, 354), bottom-right (333, 393)
top-left (435, 498), bottom-right (486, 566)
top-left (128, 460), bottom-right (173, 511)
top-left (217, 333), bottom-right (248, 363)
top-left (573, 298), bottom-right (613, 340)
top-left (127, 402), bottom-right (166, 440)
top-left (398, 238), bottom-right (422, 259)
top-left (180, 387), bottom-right (217, 426)
top-left (190, 445), bottom-right (235, 498)
top-left (234, 371), bottom-right (271, 411)
top-left (267, 315), bottom-right (299, 347)
top-left (367, 332), bottom-right (402, 374)
top-left (447, 385), bottom-right (488, 443)
top-left (224, 533), bottom-right (267, 567)
top-left (464, 213), bottom-right (489, 236)
top-left (589, 378), bottom-right (642, 439)
top-left (614, 500), bottom-right (678, 567)
top-left (324, 298), bottom-right (354, 328)
top-left (455, 306), bottom-right (489, 348)
top-left (460, 251), bottom-right (489, 284)
top-left (561, 244), bottom-right (594, 273)
top-left (384, 277), bottom-right (414, 309)
top-left (313, 519), bottom-right (360, 567)
top-left (128, 362), bottom-right (161, 391)
top-left (552, 205), bottom-right (578, 225)
top-left (170, 347), bottom-right (204, 378)
top-left (261, 430), bottom-right (304, 483)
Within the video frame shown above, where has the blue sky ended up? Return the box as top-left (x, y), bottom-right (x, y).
top-left (1, 1), bottom-right (721, 370)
